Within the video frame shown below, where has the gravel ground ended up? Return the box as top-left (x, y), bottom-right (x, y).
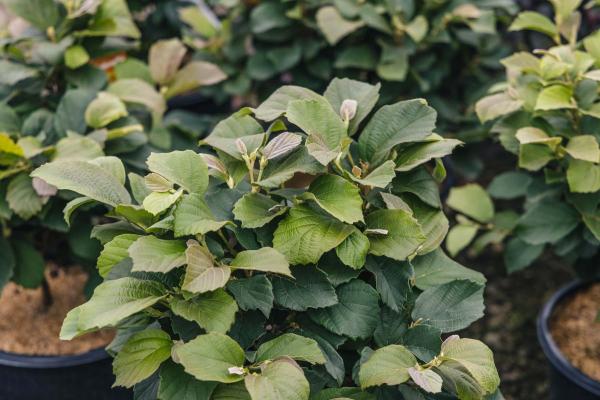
top-left (459, 249), bottom-right (574, 399)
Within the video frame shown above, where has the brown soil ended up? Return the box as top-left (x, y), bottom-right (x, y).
top-left (0, 263), bottom-right (113, 356)
top-left (460, 249), bottom-right (573, 399)
top-left (550, 283), bottom-right (600, 381)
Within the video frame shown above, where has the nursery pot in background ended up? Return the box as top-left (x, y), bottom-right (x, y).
top-left (537, 281), bottom-right (600, 400)
top-left (0, 348), bottom-right (131, 400)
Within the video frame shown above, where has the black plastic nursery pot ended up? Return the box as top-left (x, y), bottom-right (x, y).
top-left (0, 348), bottom-right (132, 400)
top-left (537, 281), bottom-right (600, 400)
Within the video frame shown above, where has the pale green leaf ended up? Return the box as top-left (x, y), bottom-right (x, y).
top-left (128, 236), bottom-right (186, 273)
top-left (365, 209), bottom-right (426, 261)
top-left (233, 192), bottom-right (287, 228)
top-left (97, 234), bottom-right (141, 277)
top-left (244, 359), bottom-right (310, 400)
top-left (447, 184), bottom-right (494, 223)
top-left (147, 150), bottom-right (208, 194)
top-left (305, 174), bottom-right (363, 223)
top-left (255, 333), bottom-right (326, 364)
top-left (316, 6), bottom-right (364, 45)
top-left (231, 247), bottom-right (291, 277)
top-left (85, 92), bottom-right (128, 129)
top-left (174, 193), bottom-right (229, 237)
top-left (170, 289), bottom-right (238, 334)
top-left (182, 240), bottom-right (231, 293)
top-left (359, 345), bottom-right (416, 388)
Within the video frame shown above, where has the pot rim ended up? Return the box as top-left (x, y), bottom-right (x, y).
top-left (537, 280), bottom-right (600, 395)
top-left (0, 347), bottom-right (109, 369)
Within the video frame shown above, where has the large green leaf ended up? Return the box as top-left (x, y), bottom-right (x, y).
top-left (228, 275), bottom-right (273, 318)
top-left (349, 160), bottom-right (396, 189)
top-left (447, 184), bottom-right (494, 223)
top-left (336, 229), bottom-right (370, 270)
top-left (509, 11), bottom-right (558, 38)
top-left (565, 135), bottom-right (600, 163)
top-left (53, 89), bottom-right (98, 135)
top-left (202, 114), bottom-right (264, 160)
top-left (244, 359), bottom-right (310, 400)
top-left (255, 333), bottom-right (325, 364)
top-left (358, 345), bottom-right (416, 388)
top-left (143, 190), bottom-right (183, 216)
top-left (79, 0), bottom-right (140, 38)
top-left (113, 329), bottom-right (173, 388)
top-left (395, 138), bottom-right (462, 172)
top-left (158, 361), bottom-right (218, 400)
top-left (308, 280), bottom-right (380, 340)
top-left (305, 174), bottom-right (363, 223)
top-left (147, 151), bottom-right (208, 195)
top-left (149, 39), bottom-right (186, 85)
top-left (286, 99), bottom-right (347, 165)
top-left (487, 171), bottom-right (533, 200)
top-left (535, 85), bottom-right (575, 110)
top-left (323, 78), bottom-right (380, 135)
top-left (128, 236), bottom-right (186, 273)
top-left (85, 92), bottom-right (128, 129)
top-left (97, 234), bottom-right (141, 277)
top-left (358, 99), bottom-right (437, 164)
top-left (316, 6), bottom-right (364, 45)
top-left (258, 148), bottom-right (324, 188)
top-left (439, 338), bottom-right (500, 395)
top-left (164, 62), bottom-right (226, 99)
top-left (475, 93), bottom-right (523, 123)
top-left (233, 192), bottom-right (287, 229)
top-left (108, 78), bottom-right (165, 116)
top-left (365, 256), bottom-right (412, 312)
top-left (62, 278), bottom-right (167, 338)
top-left (365, 209), bottom-right (425, 261)
top-left (412, 249), bottom-right (486, 290)
top-left (255, 86), bottom-right (322, 121)
top-left (174, 194), bottom-right (229, 236)
top-left (182, 240), bottom-right (231, 293)
top-left (3, 0), bottom-right (59, 30)
top-left (516, 200), bottom-right (579, 245)
top-left (392, 168), bottom-right (441, 208)
top-left (567, 160), bottom-right (600, 193)
top-left (273, 205), bottom-right (354, 265)
top-left (231, 247), bottom-right (291, 276)
top-left (272, 266), bottom-right (338, 311)
top-left (11, 240), bottom-right (45, 289)
top-left (175, 333), bottom-right (245, 383)
top-left (170, 289), bottom-right (238, 334)
top-left (412, 280), bottom-right (484, 333)
top-left (31, 160), bottom-right (131, 206)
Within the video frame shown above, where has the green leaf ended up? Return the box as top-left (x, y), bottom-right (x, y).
top-left (175, 333), bottom-right (245, 383)
top-left (128, 236), bottom-right (186, 273)
top-left (79, 0), bottom-right (140, 38)
top-left (503, 237), bottom-right (544, 273)
top-left (170, 289), bottom-right (238, 334)
top-left (475, 93), bottom-right (523, 123)
top-left (408, 367), bottom-right (443, 394)
top-left (179, 5), bottom-right (218, 37)
top-left (535, 85), bottom-right (574, 110)
top-left (258, 148), bottom-right (324, 188)
top-left (113, 329), bottom-right (173, 388)
top-left (53, 136), bottom-right (104, 161)
top-left (254, 86), bottom-right (321, 122)
top-left (202, 114), bottom-right (264, 160)
top-left (65, 278), bottom-right (167, 337)
top-left (286, 99), bottom-right (346, 165)
top-left (0, 237), bottom-right (15, 289)
top-left (358, 345), bottom-right (416, 388)
top-left (440, 338), bottom-right (500, 395)
top-left (565, 135), bottom-right (600, 162)
top-left (412, 280), bottom-right (484, 333)
top-left (228, 275), bottom-right (273, 317)
top-left (158, 361), bottom-right (218, 400)
top-left (336, 229), bottom-right (370, 270)
top-left (316, 6), bottom-right (364, 45)
top-left (255, 333), bottom-right (325, 364)
top-left (567, 160), bottom-right (600, 193)
top-left (3, 0), bottom-right (59, 30)
top-left (174, 193), bottom-right (229, 236)
top-left (233, 192), bottom-right (287, 229)
top-left (231, 247), bottom-right (291, 277)
top-left (350, 160), bottom-right (396, 189)
top-left (308, 280), bottom-right (380, 340)
top-left (446, 224), bottom-right (479, 257)
top-left (358, 99), bottom-right (437, 164)
top-left (447, 184), bottom-right (494, 223)
top-left (487, 172), bottom-right (533, 199)
top-left (97, 234), bottom-right (141, 277)
top-left (108, 78), bottom-right (166, 116)
top-left (323, 78), bottom-right (380, 135)
top-left (395, 138), bottom-right (462, 172)
top-left (392, 168), bottom-right (441, 208)
top-left (85, 92), bottom-right (128, 129)
top-left (149, 39), bottom-right (186, 85)
top-left (182, 240), bottom-right (231, 293)
top-left (64, 45), bottom-right (90, 69)
top-left (244, 359), bottom-right (310, 400)
top-left (54, 89), bottom-right (97, 135)
top-left (365, 256), bottom-right (412, 312)
top-left (365, 209), bottom-right (426, 261)
top-left (516, 200), bottom-right (579, 245)
top-left (31, 160), bottom-right (131, 206)
top-left (11, 240), bottom-right (45, 289)
top-left (147, 151), bottom-right (208, 195)
top-left (273, 205), bottom-right (354, 265)
top-left (143, 190), bottom-right (183, 216)
top-left (272, 266), bottom-right (338, 311)
top-left (305, 174), bottom-right (363, 223)
top-left (509, 11), bottom-right (558, 38)
top-left (164, 62), bottom-right (226, 99)
top-left (6, 173), bottom-right (45, 220)
top-left (516, 127), bottom-right (561, 171)
top-left (409, 200), bottom-right (449, 256)
top-left (212, 382), bottom-right (251, 400)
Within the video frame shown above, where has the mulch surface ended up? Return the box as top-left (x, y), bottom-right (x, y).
top-left (460, 249), bottom-right (574, 399)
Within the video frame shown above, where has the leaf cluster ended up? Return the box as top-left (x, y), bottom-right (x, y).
top-left (449, 0), bottom-right (600, 275)
top-left (34, 78), bottom-right (500, 399)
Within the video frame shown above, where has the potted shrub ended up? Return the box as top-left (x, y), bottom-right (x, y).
top-left (34, 78), bottom-right (502, 399)
top-left (446, 1), bottom-right (600, 397)
top-left (0, 1), bottom-right (223, 398)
